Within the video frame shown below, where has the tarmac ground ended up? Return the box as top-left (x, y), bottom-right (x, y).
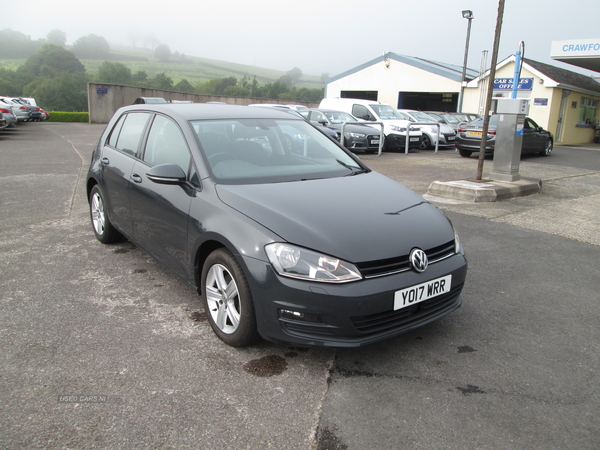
top-left (1, 122), bottom-right (598, 450)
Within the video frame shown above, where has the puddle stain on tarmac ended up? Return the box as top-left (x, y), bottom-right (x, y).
top-left (457, 384), bottom-right (487, 396)
top-left (243, 355), bottom-right (288, 377)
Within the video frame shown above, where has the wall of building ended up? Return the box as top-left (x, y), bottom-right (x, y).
top-left (87, 83), bottom-right (317, 124)
top-left (462, 62), bottom-right (599, 144)
top-left (325, 60), bottom-right (461, 107)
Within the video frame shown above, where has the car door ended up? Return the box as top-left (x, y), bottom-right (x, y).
top-left (129, 114), bottom-right (196, 279)
top-left (522, 118), bottom-right (545, 154)
top-left (101, 112), bottom-right (152, 237)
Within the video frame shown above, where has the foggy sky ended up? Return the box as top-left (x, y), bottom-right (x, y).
top-left (5, 0), bottom-right (600, 78)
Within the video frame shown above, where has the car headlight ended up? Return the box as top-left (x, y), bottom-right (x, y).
top-left (390, 125), bottom-right (407, 132)
top-left (348, 132), bottom-right (365, 139)
top-left (265, 243), bottom-right (362, 283)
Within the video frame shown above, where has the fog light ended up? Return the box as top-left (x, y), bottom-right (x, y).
top-left (279, 309), bottom-right (323, 323)
top-left (281, 309), bottom-right (304, 319)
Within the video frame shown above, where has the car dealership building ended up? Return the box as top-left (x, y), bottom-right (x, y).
top-left (324, 41), bottom-right (600, 145)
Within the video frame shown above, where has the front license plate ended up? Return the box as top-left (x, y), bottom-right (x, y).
top-left (410, 137), bottom-right (419, 142)
top-left (467, 131), bottom-right (482, 137)
top-left (393, 275), bottom-right (452, 310)
top-left (370, 139), bottom-right (380, 144)
top-left (447, 136), bottom-right (455, 141)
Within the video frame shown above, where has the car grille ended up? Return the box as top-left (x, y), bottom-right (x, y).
top-left (367, 135), bottom-right (380, 147)
top-left (350, 283), bottom-right (463, 334)
top-left (356, 240), bottom-right (456, 279)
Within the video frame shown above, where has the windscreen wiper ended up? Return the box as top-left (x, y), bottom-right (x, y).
top-left (336, 159), bottom-right (368, 176)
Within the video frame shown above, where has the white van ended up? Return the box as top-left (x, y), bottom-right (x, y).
top-left (319, 98), bottom-right (422, 150)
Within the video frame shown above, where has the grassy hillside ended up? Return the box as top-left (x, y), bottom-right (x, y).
top-left (0, 43), bottom-right (325, 89)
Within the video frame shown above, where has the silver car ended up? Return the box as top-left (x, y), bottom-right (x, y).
top-left (398, 109), bottom-right (457, 149)
top-left (0, 102), bottom-right (17, 128)
top-left (1, 97), bottom-right (30, 122)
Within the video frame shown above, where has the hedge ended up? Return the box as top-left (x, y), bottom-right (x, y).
top-left (47, 112), bottom-right (89, 123)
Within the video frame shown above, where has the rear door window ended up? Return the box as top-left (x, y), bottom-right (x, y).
top-left (108, 112), bottom-right (151, 157)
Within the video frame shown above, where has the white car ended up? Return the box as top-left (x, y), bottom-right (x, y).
top-left (319, 98), bottom-right (422, 151)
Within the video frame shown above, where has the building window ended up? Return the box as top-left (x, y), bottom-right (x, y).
top-left (578, 97), bottom-right (597, 126)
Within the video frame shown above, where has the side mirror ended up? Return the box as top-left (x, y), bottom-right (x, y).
top-left (146, 163), bottom-right (187, 185)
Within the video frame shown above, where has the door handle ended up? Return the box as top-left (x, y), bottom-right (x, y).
top-left (131, 174), bottom-right (143, 184)
top-left (101, 157), bottom-right (110, 165)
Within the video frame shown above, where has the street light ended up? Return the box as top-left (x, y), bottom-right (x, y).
top-left (458, 9), bottom-right (473, 113)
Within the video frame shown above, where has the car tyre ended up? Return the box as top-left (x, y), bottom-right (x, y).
top-left (459, 149), bottom-right (472, 158)
top-left (539, 139), bottom-right (553, 157)
top-left (419, 135), bottom-right (431, 150)
top-left (89, 185), bottom-right (123, 244)
top-left (201, 248), bottom-right (259, 347)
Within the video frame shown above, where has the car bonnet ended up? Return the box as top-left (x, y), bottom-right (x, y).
top-left (215, 172), bottom-right (455, 263)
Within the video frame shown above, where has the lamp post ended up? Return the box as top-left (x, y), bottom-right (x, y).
top-left (458, 9), bottom-right (473, 113)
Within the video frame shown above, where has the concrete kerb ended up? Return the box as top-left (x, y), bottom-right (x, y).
top-left (427, 177), bottom-right (542, 202)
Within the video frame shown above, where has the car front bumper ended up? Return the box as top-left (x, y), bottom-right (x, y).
top-left (385, 133), bottom-right (423, 150)
top-left (243, 252), bottom-right (467, 347)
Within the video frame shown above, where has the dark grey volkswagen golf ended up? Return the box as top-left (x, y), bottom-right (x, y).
top-left (87, 103), bottom-right (467, 347)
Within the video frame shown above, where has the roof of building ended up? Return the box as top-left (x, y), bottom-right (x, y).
top-left (523, 57), bottom-right (600, 94)
top-left (326, 52), bottom-right (480, 84)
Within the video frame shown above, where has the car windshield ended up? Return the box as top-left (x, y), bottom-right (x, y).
top-left (191, 118), bottom-right (367, 185)
top-left (411, 111), bottom-right (437, 123)
top-left (322, 111), bottom-right (358, 123)
top-left (440, 113), bottom-right (460, 124)
top-left (452, 113), bottom-right (470, 121)
top-left (369, 104), bottom-right (405, 120)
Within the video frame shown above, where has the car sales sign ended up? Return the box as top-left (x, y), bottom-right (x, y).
top-left (494, 78), bottom-right (533, 91)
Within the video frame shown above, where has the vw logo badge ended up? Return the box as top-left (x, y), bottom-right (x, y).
top-left (410, 248), bottom-right (428, 273)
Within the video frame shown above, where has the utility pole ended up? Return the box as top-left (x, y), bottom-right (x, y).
top-left (476, 0), bottom-right (505, 181)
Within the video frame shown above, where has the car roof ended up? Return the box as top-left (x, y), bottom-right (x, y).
top-left (119, 103), bottom-right (304, 122)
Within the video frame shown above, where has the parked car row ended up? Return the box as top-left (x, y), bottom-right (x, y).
top-left (0, 97), bottom-right (49, 131)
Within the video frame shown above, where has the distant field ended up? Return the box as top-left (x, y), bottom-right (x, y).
top-left (1, 44), bottom-right (324, 89)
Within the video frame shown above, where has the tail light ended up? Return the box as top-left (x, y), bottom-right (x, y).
top-left (19, 106), bottom-right (28, 110)
top-left (35, 107), bottom-right (41, 111)
top-left (0, 108), bottom-right (9, 114)
top-left (487, 130), bottom-right (496, 135)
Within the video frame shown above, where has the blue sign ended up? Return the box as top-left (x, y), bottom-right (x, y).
top-left (493, 78), bottom-right (533, 91)
top-left (96, 88), bottom-right (108, 94)
top-left (534, 98), bottom-right (548, 106)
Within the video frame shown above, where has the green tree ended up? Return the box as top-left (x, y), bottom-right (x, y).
top-left (297, 87), bottom-right (324, 103)
top-left (16, 44), bottom-right (88, 111)
top-left (278, 74), bottom-right (294, 89)
top-left (223, 85), bottom-right (250, 97)
top-left (174, 78), bottom-right (195, 93)
top-left (21, 44), bottom-right (85, 77)
top-left (261, 80), bottom-right (289, 99)
top-left (25, 72), bottom-right (88, 111)
top-left (0, 29), bottom-right (42, 58)
top-left (287, 67), bottom-right (303, 82)
top-left (72, 34), bottom-right (110, 59)
top-left (197, 77), bottom-right (238, 95)
top-left (132, 70), bottom-right (149, 86)
top-left (0, 68), bottom-right (20, 96)
top-left (154, 44), bottom-right (171, 62)
top-left (46, 29), bottom-right (67, 47)
top-left (149, 72), bottom-right (173, 90)
top-left (97, 61), bottom-right (132, 85)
